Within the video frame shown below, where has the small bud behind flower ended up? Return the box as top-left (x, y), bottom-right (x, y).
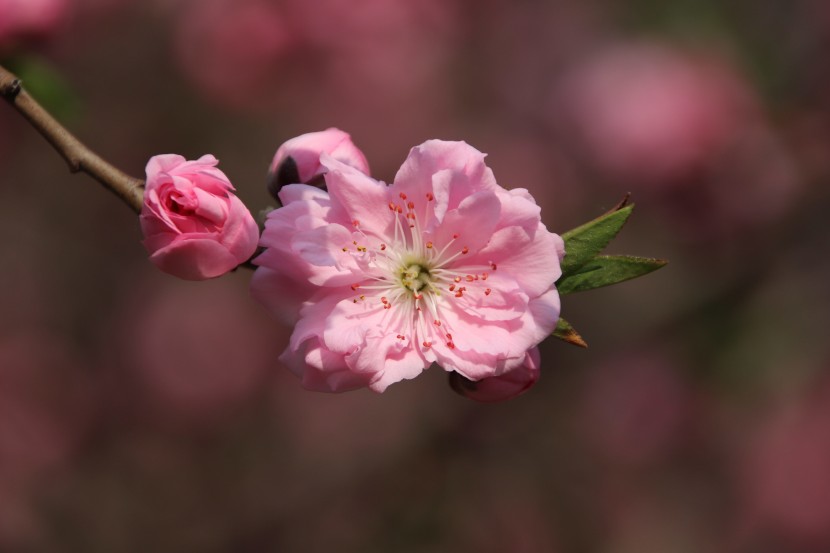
top-left (450, 347), bottom-right (541, 402)
top-left (267, 128), bottom-right (369, 200)
top-left (140, 154), bottom-right (259, 280)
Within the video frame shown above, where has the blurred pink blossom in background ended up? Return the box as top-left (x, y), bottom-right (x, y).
top-left (741, 380), bottom-right (830, 547)
top-left (174, 0), bottom-right (295, 109)
top-left (172, 0), bottom-right (458, 161)
top-left (554, 42), bottom-right (757, 187)
top-left (120, 278), bottom-right (275, 425)
top-left (0, 0), bottom-right (68, 49)
top-left (0, 333), bottom-right (93, 547)
top-left (577, 352), bottom-right (694, 466)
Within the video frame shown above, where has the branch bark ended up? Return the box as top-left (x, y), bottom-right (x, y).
top-left (0, 64), bottom-right (145, 213)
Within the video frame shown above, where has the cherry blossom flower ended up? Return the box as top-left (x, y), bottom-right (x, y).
top-left (252, 140), bottom-right (563, 397)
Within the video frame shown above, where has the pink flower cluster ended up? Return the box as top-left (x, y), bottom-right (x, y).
top-left (252, 130), bottom-right (564, 401)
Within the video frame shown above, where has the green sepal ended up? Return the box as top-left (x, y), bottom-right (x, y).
top-left (557, 255), bottom-right (667, 296)
top-left (559, 204), bottom-right (633, 276)
top-left (552, 318), bottom-right (588, 348)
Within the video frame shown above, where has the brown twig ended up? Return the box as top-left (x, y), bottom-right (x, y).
top-left (0, 64), bottom-right (145, 213)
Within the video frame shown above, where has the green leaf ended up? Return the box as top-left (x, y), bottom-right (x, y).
top-left (560, 204), bottom-right (634, 276)
top-left (3, 56), bottom-right (80, 122)
top-left (552, 318), bottom-right (588, 348)
top-left (557, 255), bottom-right (667, 296)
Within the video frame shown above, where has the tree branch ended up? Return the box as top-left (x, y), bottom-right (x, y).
top-left (0, 64), bottom-right (145, 213)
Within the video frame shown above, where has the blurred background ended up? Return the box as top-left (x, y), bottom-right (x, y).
top-left (2, 0), bottom-right (830, 551)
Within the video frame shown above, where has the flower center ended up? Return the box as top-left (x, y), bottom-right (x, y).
top-left (342, 190), bottom-right (498, 351)
top-left (399, 262), bottom-right (432, 294)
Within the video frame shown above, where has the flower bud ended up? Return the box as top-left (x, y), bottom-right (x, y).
top-left (267, 128), bottom-right (369, 200)
top-left (140, 154), bottom-right (259, 280)
top-left (449, 347), bottom-right (542, 402)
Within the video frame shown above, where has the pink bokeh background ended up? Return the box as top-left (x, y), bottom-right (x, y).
top-left (2, 0), bottom-right (830, 550)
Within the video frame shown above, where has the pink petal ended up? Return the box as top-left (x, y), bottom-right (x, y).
top-left (393, 140), bottom-right (499, 210)
top-left (467, 224), bottom-right (563, 298)
top-left (147, 236), bottom-right (239, 280)
top-left (430, 190), bottom-right (501, 256)
top-left (323, 156), bottom-right (393, 237)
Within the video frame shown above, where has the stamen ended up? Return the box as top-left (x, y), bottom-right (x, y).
top-left (426, 192), bottom-right (434, 201)
top-left (485, 288), bottom-right (491, 296)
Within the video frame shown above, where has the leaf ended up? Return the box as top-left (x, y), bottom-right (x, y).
top-left (601, 192), bottom-right (631, 216)
top-left (560, 204), bottom-right (633, 276)
top-left (552, 318), bottom-right (588, 348)
top-left (4, 56), bottom-right (80, 121)
top-left (557, 255), bottom-right (667, 296)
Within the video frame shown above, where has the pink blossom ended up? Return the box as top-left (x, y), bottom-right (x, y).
top-left (252, 140), bottom-right (563, 397)
top-left (554, 42), bottom-right (756, 186)
top-left (174, 0), bottom-right (295, 109)
top-left (577, 352), bottom-right (693, 466)
top-left (140, 154), bottom-right (259, 280)
top-left (0, 0), bottom-right (68, 48)
top-left (268, 128), bottom-right (370, 195)
top-left (122, 278), bottom-right (275, 425)
top-left (742, 387), bottom-right (830, 545)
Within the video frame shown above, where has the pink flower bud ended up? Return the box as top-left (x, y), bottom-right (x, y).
top-left (140, 154), bottom-right (259, 280)
top-left (268, 128), bottom-right (369, 198)
top-left (449, 347), bottom-right (542, 403)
